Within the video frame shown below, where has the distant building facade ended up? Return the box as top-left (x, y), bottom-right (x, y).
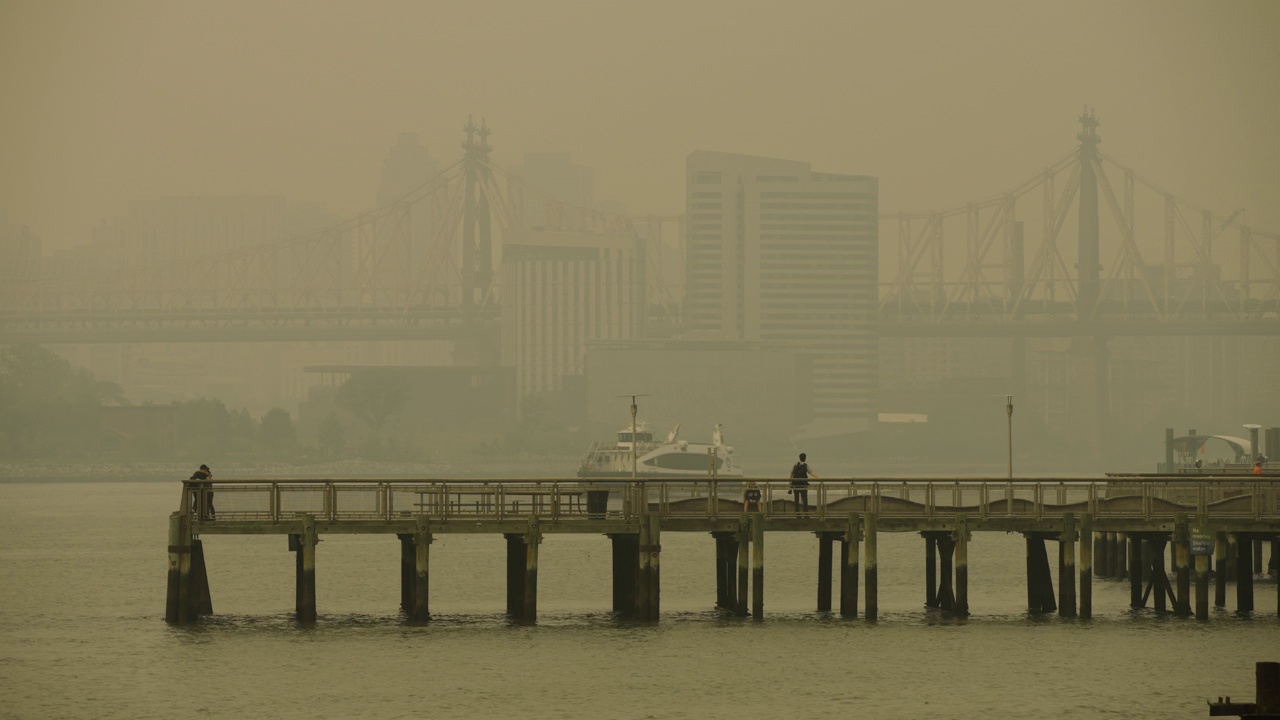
top-left (500, 229), bottom-right (644, 408)
top-left (685, 151), bottom-right (879, 433)
top-left (508, 152), bottom-right (595, 229)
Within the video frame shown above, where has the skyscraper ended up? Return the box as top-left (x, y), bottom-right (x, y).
top-left (685, 151), bottom-right (878, 431)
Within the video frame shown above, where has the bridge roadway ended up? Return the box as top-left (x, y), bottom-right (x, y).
top-left (165, 477), bottom-right (1280, 626)
top-left (5, 300), bottom-right (1278, 344)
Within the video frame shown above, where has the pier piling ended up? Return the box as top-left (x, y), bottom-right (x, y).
top-left (816, 532), bottom-right (834, 612)
top-left (864, 513), bottom-right (878, 621)
top-left (840, 514), bottom-right (859, 618)
top-left (924, 533), bottom-right (938, 608)
top-left (955, 517), bottom-right (969, 617)
top-left (751, 513), bottom-right (764, 620)
top-left (1236, 532), bottom-right (1254, 614)
top-left (293, 514), bottom-right (317, 624)
top-left (1079, 515), bottom-right (1092, 619)
top-left (736, 518), bottom-right (749, 617)
top-left (1059, 514), bottom-right (1076, 618)
top-left (506, 533), bottom-right (525, 617)
top-left (1173, 516), bottom-right (1189, 618)
top-left (412, 519), bottom-right (431, 622)
top-left (523, 517), bottom-right (541, 623)
top-left (1129, 536), bottom-right (1142, 608)
top-left (1215, 531), bottom-right (1228, 608)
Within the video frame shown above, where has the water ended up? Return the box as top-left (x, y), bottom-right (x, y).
top-left (1, 481), bottom-right (1275, 719)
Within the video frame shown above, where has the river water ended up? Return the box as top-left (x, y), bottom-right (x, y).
top-left (0, 480), bottom-right (1276, 720)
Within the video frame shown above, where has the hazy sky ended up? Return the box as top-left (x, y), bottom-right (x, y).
top-left (3, 0), bottom-right (1278, 250)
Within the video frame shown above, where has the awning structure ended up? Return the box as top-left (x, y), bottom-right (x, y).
top-left (1169, 435), bottom-right (1252, 462)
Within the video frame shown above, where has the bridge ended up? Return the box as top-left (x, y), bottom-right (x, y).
top-left (4, 111), bottom-right (1277, 346)
top-left (166, 476), bottom-right (1280, 626)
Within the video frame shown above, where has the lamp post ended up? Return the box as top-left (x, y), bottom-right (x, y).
top-left (1006, 394), bottom-right (1014, 480)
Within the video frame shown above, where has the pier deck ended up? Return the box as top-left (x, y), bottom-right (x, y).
top-left (165, 477), bottom-right (1280, 625)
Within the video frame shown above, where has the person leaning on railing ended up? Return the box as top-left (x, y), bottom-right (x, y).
top-left (190, 464), bottom-right (215, 520)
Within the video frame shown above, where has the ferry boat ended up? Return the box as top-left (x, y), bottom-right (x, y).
top-left (577, 422), bottom-right (744, 478)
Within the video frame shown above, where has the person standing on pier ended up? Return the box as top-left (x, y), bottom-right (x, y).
top-left (190, 464), bottom-right (215, 520)
top-left (790, 453), bottom-right (817, 516)
top-left (743, 481), bottom-right (763, 513)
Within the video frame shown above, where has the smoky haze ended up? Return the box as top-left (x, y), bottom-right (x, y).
top-left (2, 0), bottom-right (1279, 475)
top-left (3, 0), bottom-right (1278, 249)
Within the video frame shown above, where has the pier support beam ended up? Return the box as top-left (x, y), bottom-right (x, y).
top-left (1236, 532), bottom-right (1254, 614)
top-left (521, 517), bottom-right (541, 623)
top-left (751, 513), bottom-right (764, 620)
top-left (1025, 533), bottom-right (1056, 613)
top-left (712, 531), bottom-right (736, 610)
top-left (636, 514), bottom-right (660, 622)
top-left (165, 512), bottom-right (195, 625)
top-left (1129, 535), bottom-right (1143, 607)
top-left (399, 534), bottom-right (414, 613)
top-left (816, 532), bottom-right (834, 612)
top-left (865, 513), bottom-right (878, 622)
top-left (1173, 516), bottom-right (1190, 618)
top-left (609, 533), bottom-right (638, 616)
top-left (937, 533), bottom-right (956, 611)
top-left (924, 534), bottom-right (938, 608)
top-left (1117, 532), bottom-right (1128, 580)
top-left (293, 514), bottom-right (317, 625)
top-left (1215, 531), bottom-right (1228, 608)
top-left (411, 519), bottom-right (431, 622)
top-left (840, 514), bottom-right (860, 618)
top-left (505, 533), bottom-right (525, 617)
top-left (1194, 518), bottom-right (1210, 621)
top-left (1059, 514), bottom-right (1076, 618)
top-left (1079, 515), bottom-right (1092, 619)
top-left (736, 517), bottom-right (749, 617)
top-left (955, 517), bottom-right (969, 617)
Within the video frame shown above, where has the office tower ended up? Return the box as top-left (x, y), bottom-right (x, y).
top-left (685, 151), bottom-right (878, 430)
top-left (501, 229), bottom-right (644, 406)
top-left (508, 152), bottom-right (595, 230)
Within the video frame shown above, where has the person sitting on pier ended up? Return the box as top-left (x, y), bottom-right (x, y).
top-left (789, 453), bottom-right (817, 516)
top-left (1254, 459), bottom-right (1264, 475)
top-left (190, 464), bottom-right (215, 520)
top-left (742, 481), bottom-right (762, 513)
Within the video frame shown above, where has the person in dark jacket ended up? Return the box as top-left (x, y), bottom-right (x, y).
top-left (190, 464), bottom-right (215, 520)
top-left (789, 453), bottom-right (818, 515)
top-left (742, 481), bottom-right (763, 513)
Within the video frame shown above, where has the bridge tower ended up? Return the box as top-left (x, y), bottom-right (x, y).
top-left (461, 116), bottom-right (495, 316)
top-left (1070, 108), bottom-right (1110, 458)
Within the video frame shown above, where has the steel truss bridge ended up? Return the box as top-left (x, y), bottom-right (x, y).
top-left (1, 111), bottom-right (1277, 346)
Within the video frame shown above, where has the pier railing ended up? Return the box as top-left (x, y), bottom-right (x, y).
top-left (181, 478), bottom-right (1280, 524)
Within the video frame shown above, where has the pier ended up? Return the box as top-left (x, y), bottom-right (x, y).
top-left (165, 477), bottom-right (1280, 625)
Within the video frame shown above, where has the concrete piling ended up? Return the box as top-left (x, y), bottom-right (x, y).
top-left (523, 517), bottom-right (541, 623)
top-left (1214, 531), bottom-right (1228, 608)
top-left (736, 517), bottom-right (749, 617)
top-left (1078, 515), bottom-right (1091, 619)
top-left (864, 513), bottom-right (878, 622)
top-left (1129, 536), bottom-right (1142, 608)
top-left (412, 519), bottom-right (431, 622)
top-left (647, 514), bottom-right (661, 620)
top-left (165, 512), bottom-right (193, 625)
top-left (816, 532), bottom-right (834, 612)
top-left (751, 513), bottom-right (764, 620)
top-left (840, 514), bottom-right (859, 618)
top-left (1173, 516), bottom-right (1189, 618)
top-left (937, 534), bottom-right (955, 611)
top-left (925, 534), bottom-right (938, 608)
top-left (955, 517), bottom-right (969, 617)
top-left (506, 533), bottom-right (525, 617)
top-left (191, 539), bottom-right (213, 617)
top-left (294, 514), bottom-right (317, 624)
top-left (1236, 532), bottom-right (1254, 614)
top-left (1059, 514), bottom-right (1076, 618)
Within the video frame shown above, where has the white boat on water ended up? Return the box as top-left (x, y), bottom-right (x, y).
top-left (577, 422), bottom-right (744, 478)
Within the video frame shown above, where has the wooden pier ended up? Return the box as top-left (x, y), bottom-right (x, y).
top-left (165, 477), bottom-right (1280, 625)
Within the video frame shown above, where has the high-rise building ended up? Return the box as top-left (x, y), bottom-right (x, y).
top-left (685, 151), bottom-right (878, 431)
top-left (500, 229), bottom-right (644, 407)
top-left (508, 152), bottom-right (595, 230)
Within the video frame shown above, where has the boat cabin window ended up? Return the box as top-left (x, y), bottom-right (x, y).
top-left (644, 454), bottom-right (724, 471)
top-left (618, 432), bottom-right (653, 443)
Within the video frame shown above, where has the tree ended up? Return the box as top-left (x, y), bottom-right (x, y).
top-left (0, 344), bottom-right (124, 457)
top-left (335, 370), bottom-right (408, 432)
top-left (259, 407), bottom-right (297, 452)
top-left (317, 412), bottom-right (346, 457)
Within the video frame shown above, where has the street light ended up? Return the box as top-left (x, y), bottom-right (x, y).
top-left (1006, 395), bottom-right (1014, 480)
top-left (619, 394), bottom-right (649, 480)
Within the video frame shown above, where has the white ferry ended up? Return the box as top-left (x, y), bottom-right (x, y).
top-left (577, 422), bottom-right (744, 478)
